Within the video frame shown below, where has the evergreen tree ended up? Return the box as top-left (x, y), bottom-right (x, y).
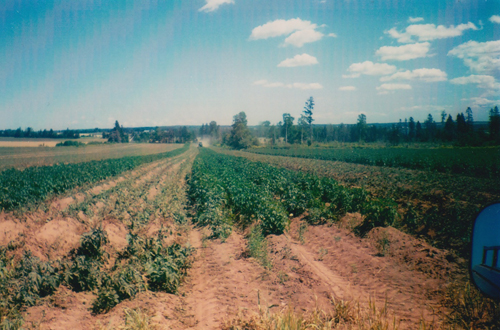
top-left (408, 117), bottom-right (415, 141)
top-left (416, 121), bottom-right (423, 141)
top-left (466, 107), bottom-right (474, 132)
top-left (109, 120), bottom-right (128, 143)
top-left (356, 113), bottom-right (367, 142)
top-left (489, 106), bottom-right (500, 142)
top-left (303, 97), bottom-right (314, 143)
top-left (441, 111), bottom-right (447, 123)
top-left (424, 114), bottom-right (436, 141)
top-left (456, 113), bottom-right (467, 136)
top-left (444, 114), bottom-right (455, 141)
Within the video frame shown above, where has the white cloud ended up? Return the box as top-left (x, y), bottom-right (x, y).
top-left (490, 15), bottom-right (500, 24)
top-left (387, 22), bottom-right (478, 43)
top-left (346, 61), bottom-right (397, 77)
top-left (328, 33), bottom-right (337, 37)
top-left (380, 68), bottom-right (447, 82)
top-left (339, 86), bottom-right (356, 91)
top-left (199, 0), bottom-right (234, 12)
top-left (448, 40), bottom-right (500, 74)
top-left (253, 80), bottom-right (323, 89)
top-left (461, 97), bottom-right (499, 107)
top-left (450, 75), bottom-right (500, 90)
top-left (284, 29), bottom-right (324, 47)
top-left (376, 83), bottom-right (412, 90)
top-left (250, 18), bottom-right (316, 40)
top-left (408, 17), bottom-right (424, 23)
top-left (250, 18), bottom-right (330, 47)
top-left (376, 42), bottom-right (430, 61)
top-left (278, 53), bottom-right (318, 67)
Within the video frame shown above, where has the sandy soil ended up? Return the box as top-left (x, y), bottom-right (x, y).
top-left (165, 216), bottom-right (453, 328)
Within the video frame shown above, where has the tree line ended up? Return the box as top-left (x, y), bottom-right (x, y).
top-left (217, 97), bottom-right (499, 149)
top-left (0, 127), bottom-right (80, 139)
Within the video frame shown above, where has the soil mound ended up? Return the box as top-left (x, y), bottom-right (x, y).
top-left (367, 226), bottom-right (460, 279)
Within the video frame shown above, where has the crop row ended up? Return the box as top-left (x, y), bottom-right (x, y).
top-left (0, 152), bottom-right (194, 327)
top-left (220, 148), bottom-right (500, 256)
top-left (0, 144), bottom-right (189, 211)
top-left (0, 227), bottom-right (192, 328)
top-left (249, 146), bottom-right (500, 178)
top-left (188, 149), bottom-right (398, 238)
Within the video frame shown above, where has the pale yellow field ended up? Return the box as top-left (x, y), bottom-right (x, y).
top-left (0, 142), bottom-right (183, 171)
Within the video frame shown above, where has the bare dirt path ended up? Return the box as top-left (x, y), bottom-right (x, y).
top-left (282, 218), bottom-right (449, 327)
top-left (173, 216), bottom-right (450, 328)
top-left (173, 229), bottom-right (277, 329)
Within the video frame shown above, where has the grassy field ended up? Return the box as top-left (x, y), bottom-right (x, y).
top-left (0, 143), bottom-right (183, 171)
top-left (0, 136), bottom-right (106, 147)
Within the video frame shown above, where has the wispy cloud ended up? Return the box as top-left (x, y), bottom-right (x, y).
top-left (199, 0), bottom-right (234, 12)
top-left (278, 53), bottom-right (318, 67)
top-left (344, 61), bottom-right (397, 77)
top-left (253, 79), bottom-right (323, 89)
top-left (387, 22), bottom-right (478, 43)
top-left (489, 15), bottom-right (500, 24)
top-left (448, 40), bottom-right (500, 74)
top-left (461, 97), bottom-right (499, 108)
top-left (376, 42), bottom-right (431, 61)
top-left (339, 86), bottom-right (356, 91)
top-left (408, 17), bottom-right (424, 23)
top-left (380, 68), bottom-right (447, 82)
top-left (292, 82), bottom-right (323, 90)
top-left (376, 83), bottom-right (412, 91)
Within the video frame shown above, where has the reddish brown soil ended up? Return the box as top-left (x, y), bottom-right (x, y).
top-left (3, 148), bottom-right (463, 329)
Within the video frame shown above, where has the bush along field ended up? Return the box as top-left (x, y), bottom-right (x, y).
top-left (0, 143), bottom-right (189, 211)
top-left (187, 148), bottom-right (398, 240)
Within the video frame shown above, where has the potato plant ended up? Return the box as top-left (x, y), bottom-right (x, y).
top-left (250, 146), bottom-right (500, 179)
top-left (0, 144), bottom-right (189, 211)
top-left (188, 149), bottom-right (397, 237)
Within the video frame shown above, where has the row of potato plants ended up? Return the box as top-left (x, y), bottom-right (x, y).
top-left (188, 149), bottom-right (398, 238)
top-left (0, 156), bottom-right (194, 327)
top-left (0, 144), bottom-right (189, 211)
top-left (249, 146), bottom-right (500, 179)
top-left (222, 149), bottom-right (496, 256)
top-left (0, 227), bottom-right (192, 328)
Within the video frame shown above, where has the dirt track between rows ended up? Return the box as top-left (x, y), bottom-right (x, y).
top-left (169, 215), bottom-right (452, 329)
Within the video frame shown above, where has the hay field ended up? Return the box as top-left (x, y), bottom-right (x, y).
top-left (0, 143), bottom-right (183, 171)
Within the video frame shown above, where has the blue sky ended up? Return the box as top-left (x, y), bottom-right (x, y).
top-left (0, 0), bottom-right (499, 130)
